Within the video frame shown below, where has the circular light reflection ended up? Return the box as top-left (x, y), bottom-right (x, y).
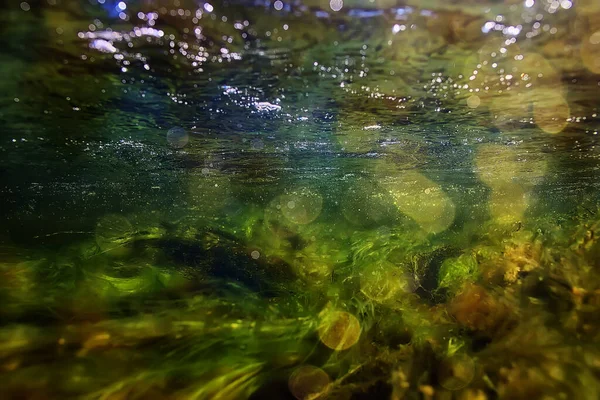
top-left (581, 31), bottom-right (600, 74)
top-left (318, 310), bottom-right (361, 351)
top-left (382, 171), bottom-right (456, 234)
top-left (288, 365), bottom-right (330, 400)
top-left (330, 0), bottom-right (343, 12)
top-left (166, 126), bottom-right (189, 149)
top-left (467, 95), bottom-right (481, 109)
top-left (532, 91), bottom-right (570, 134)
top-left (279, 187), bottom-right (323, 225)
top-left (360, 261), bottom-right (415, 302)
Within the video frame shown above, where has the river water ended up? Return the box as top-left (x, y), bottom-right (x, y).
top-left (1, 0), bottom-right (600, 399)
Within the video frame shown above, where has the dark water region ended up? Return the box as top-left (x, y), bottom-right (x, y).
top-left (2, 0), bottom-right (600, 398)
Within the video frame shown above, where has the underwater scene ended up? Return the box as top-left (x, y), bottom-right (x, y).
top-left (1, 0), bottom-right (600, 398)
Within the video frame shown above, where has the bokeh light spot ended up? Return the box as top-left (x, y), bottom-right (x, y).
top-left (318, 310), bottom-right (361, 351)
top-left (288, 365), bottom-right (330, 400)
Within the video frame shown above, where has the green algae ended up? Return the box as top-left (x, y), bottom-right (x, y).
top-left (438, 254), bottom-right (479, 295)
top-left (1, 0), bottom-right (600, 399)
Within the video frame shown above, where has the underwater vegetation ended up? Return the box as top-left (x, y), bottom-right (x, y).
top-left (2, 196), bottom-right (600, 399)
top-left (2, 0), bottom-right (600, 398)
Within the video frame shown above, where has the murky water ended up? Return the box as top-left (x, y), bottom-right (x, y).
top-left (1, 0), bottom-right (600, 399)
